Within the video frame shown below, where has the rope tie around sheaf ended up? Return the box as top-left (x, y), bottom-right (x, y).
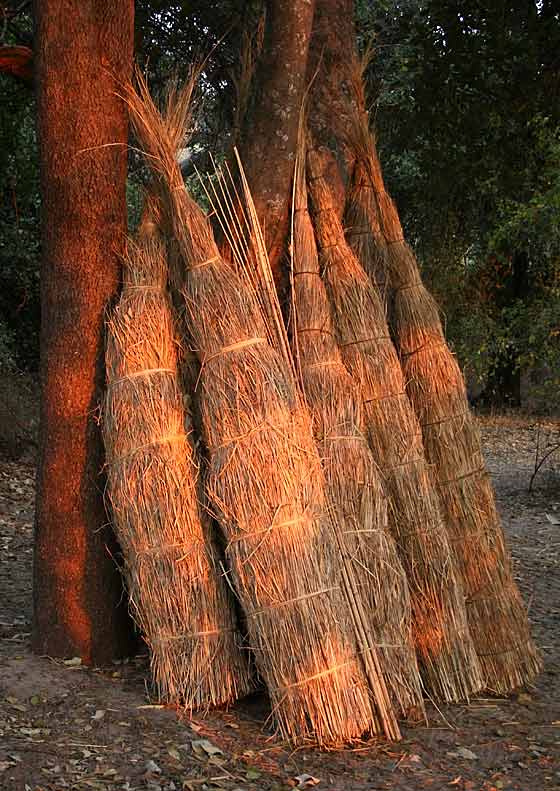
top-left (108, 367), bottom-right (175, 387)
top-left (340, 334), bottom-right (392, 349)
top-left (297, 327), bottom-right (335, 338)
top-left (293, 269), bottom-right (322, 277)
top-left (135, 540), bottom-right (200, 556)
top-left (202, 336), bottom-right (267, 365)
top-left (188, 254), bottom-right (220, 272)
top-left (151, 626), bottom-right (237, 646)
top-left (437, 465), bottom-right (487, 488)
top-left (272, 640), bottom-right (396, 694)
top-left (207, 418), bottom-right (277, 452)
top-left (363, 391), bottom-right (406, 406)
top-left (326, 433), bottom-right (368, 444)
top-left (227, 514), bottom-right (309, 545)
top-left (387, 455), bottom-right (424, 473)
top-left (124, 284), bottom-right (165, 292)
top-left (346, 228), bottom-right (378, 237)
top-left (422, 410), bottom-right (470, 429)
top-left (273, 659), bottom-right (353, 692)
top-left (476, 646), bottom-right (523, 658)
top-left (401, 340), bottom-right (448, 359)
top-left (395, 281), bottom-right (423, 292)
top-left (111, 433), bottom-right (188, 464)
top-left (302, 359), bottom-right (344, 370)
top-left (246, 586), bottom-right (340, 619)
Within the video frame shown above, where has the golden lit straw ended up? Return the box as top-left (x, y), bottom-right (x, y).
top-left (289, 130), bottom-right (424, 720)
top-left (345, 56), bottom-right (541, 693)
top-left (307, 144), bottom-right (484, 703)
top-left (123, 72), bottom-right (392, 745)
top-left (102, 214), bottom-right (252, 708)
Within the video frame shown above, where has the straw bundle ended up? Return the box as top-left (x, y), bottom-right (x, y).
top-left (345, 158), bottom-right (391, 306)
top-left (291, 145), bottom-right (423, 719)
top-left (307, 146), bottom-right (484, 703)
top-left (345, 106), bottom-right (541, 692)
top-left (123, 76), bottom-right (398, 745)
top-left (102, 229), bottom-right (252, 707)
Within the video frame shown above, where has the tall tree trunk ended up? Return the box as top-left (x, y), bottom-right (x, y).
top-left (307, 0), bottom-right (357, 215)
top-left (32, 0), bottom-right (134, 664)
top-left (240, 0), bottom-right (316, 286)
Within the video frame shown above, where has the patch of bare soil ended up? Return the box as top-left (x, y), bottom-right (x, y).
top-left (1, 416), bottom-right (559, 791)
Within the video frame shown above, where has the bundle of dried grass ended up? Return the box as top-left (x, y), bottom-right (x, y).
top-left (102, 225), bottom-right (252, 707)
top-left (123, 75), bottom-right (397, 745)
top-left (345, 88), bottom-right (541, 692)
top-left (307, 146), bottom-right (484, 703)
top-left (290, 142), bottom-right (423, 719)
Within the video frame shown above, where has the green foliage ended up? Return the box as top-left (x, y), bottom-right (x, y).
top-left (0, 72), bottom-right (40, 372)
top-left (2, 0), bottom-right (558, 413)
top-left (362, 0), bottom-right (560, 408)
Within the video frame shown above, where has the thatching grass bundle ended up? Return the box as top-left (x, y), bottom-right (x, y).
top-left (307, 146), bottom-right (484, 703)
top-left (102, 229), bottom-right (252, 707)
top-left (345, 109), bottom-right (541, 693)
top-left (345, 157), bottom-right (389, 305)
top-left (291, 146), bottom-right (423, 719)
top-left (123, 76), bottom-right (396, 745)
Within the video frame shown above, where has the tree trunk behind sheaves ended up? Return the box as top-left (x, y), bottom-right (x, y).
top-left (240, 0), bottom-right (316, 287)
top-left (239, 0), bottom-right (353, 285)
top-left (307, 0), bottom-right (356, 214)
top-left (32, 1), bottom-right (135, 664)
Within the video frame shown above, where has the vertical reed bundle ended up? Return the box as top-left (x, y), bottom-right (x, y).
top-left (345, 98), bottom-right (541, 693)
top-left (345, 158), bottom-right (390, 306)
top-left (291, 143), bottom-right (423, 719)
top-left (123, 75), bottom-right (396, 745)
top-left (102, 227), bottom-right (252, 707)
top-left (307, 146), bottom-right (484, 703)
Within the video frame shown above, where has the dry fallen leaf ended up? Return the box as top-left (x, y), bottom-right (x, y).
top-left (145, 759), bottom-right (162, 775)
top-left (447, 747), bottom-right (478, 760)
top-left (191, 739), bottom-right (223, 758)
top-left (294, 773), bottom-right (321, 788)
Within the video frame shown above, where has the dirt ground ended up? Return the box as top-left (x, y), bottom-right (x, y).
top-left (1, 416), bottom-right (559, 791)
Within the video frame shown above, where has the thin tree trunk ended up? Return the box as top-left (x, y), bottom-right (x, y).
top-left (240, 0), bottom-right (316, 286)
top-left (32, 0), bottom-right (135, 664)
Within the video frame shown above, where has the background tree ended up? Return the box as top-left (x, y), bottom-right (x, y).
top-left (32, 0), bottom-right (135, 663)
top-left (357, 0), bottom-right (560, 407)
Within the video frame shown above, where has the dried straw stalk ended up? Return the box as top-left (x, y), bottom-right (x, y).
top-left (234, 149), bottom-right (406, 739)
top-left (307, 146), bottom-right (484, 703)
top-left (123, 75), bottom-right (396, 745)
top-left (345, 98), bottom-right (541, 693)
top-left (291, 144), bottom-right (423, 719)
top-left (102, 226), bottom-right (252, 707)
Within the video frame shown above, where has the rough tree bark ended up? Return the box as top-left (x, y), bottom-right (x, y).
top-left (240, 0), bottom-right (316, 285)
top-left (32, 0), bottom-right (135, 664)
top-left (307, 0), bottom-right (357, 215)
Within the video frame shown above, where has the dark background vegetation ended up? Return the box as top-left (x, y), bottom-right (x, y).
top-left (1, 0), bottom-right (559, 417)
